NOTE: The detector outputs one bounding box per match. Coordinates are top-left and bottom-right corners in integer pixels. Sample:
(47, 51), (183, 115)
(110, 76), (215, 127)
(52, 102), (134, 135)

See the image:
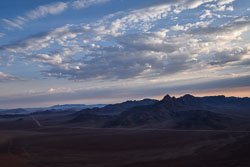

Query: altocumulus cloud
(1, 0), (249, 81)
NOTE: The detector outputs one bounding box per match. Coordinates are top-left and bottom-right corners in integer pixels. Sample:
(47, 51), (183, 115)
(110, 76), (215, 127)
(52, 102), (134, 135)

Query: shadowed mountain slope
(74, 98), (158, 116)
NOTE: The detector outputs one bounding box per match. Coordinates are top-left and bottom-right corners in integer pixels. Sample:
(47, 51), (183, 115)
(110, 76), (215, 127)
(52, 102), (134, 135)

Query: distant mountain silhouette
(0, 108), (30, 115)
(74, 99), (158, 116)
(0, 104), (108, 115)
(48, 104), (106, 110)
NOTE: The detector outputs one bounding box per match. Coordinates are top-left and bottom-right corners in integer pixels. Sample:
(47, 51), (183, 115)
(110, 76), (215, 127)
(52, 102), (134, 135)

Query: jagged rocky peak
(162, 94), (174, 101)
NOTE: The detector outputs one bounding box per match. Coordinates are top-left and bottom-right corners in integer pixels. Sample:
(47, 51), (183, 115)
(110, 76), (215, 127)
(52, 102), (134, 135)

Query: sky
(0, 0), (250, 108)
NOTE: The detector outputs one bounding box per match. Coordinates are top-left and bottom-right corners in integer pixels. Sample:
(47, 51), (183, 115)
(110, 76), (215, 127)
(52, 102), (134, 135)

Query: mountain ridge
(71, 94), (250, 130)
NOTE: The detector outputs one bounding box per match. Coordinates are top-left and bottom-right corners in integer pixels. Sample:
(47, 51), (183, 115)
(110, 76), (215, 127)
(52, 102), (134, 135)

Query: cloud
(217, 0), (235, 6)
(30, 53), (63, 65)
(27, 2), (68, 20)
(1, 74), (250, 108)
(43, 31), (199, 80)
(199, 10), (222, 20)
(226, 6), (234, 11)
(101, 0), (216, 35)
(2, 0), (214, 32)
(2, 18), (23, 29)
(190, 17), (250, 40)
(1, 16), (27, 30)
(47, 87), (73, 94)
(0, 0), (248, 82)
(209, 47), (247, 65)
(171, 24), (186, 31)
(0, 24), (86, 52)
(205, 0), (235, 12)
(72, 0), (111, 9)
(0, 31), (53, 52)
(2, 0), (111, 30)
(0, 72), (21, 82)
(1, 15), (249, 81)
(172, 21), (213, 31)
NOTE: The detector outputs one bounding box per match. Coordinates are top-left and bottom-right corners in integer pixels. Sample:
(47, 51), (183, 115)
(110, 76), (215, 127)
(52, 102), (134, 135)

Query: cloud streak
(1, 18), (24, 30)
(27, 2), (68, 20)
(0, 72), (21, 82)
(1, 74), (250, 108)
(1, 0), (111, 30)
(72, 0), (110, 9)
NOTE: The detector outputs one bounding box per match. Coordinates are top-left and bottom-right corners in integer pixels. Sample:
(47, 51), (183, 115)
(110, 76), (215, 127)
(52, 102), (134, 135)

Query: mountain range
(0, 104), (107, 115)
(70, 94), (250, 130)
(1, 94), (250, 130)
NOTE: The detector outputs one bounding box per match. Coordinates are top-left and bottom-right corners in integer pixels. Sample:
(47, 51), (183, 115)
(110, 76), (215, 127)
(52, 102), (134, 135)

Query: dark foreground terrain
(1, 127), (250, 167)
(1, 94), (250, 166)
